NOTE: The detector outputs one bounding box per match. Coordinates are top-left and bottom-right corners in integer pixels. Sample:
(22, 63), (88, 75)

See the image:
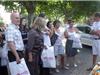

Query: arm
(27, 30), (35, 62)
(90, 30), (100, 37)
(90, 25), (100, 37)
(64, 30), (69, 38)
(28, 52), (33, 62)
(7, 41), (20, 63)
(74, 27), (79, 33)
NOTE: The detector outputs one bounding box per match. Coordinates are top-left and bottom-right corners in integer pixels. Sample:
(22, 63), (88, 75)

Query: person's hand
(44, 45), (48, 49)
(16, 57), (21, 64)
(28, 57), (33, 62)
(95, 30), (100, 37)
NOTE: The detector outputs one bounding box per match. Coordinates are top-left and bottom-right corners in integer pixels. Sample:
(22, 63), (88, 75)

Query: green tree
(0, 1), (37, 27)
(0, 1), (100, 25)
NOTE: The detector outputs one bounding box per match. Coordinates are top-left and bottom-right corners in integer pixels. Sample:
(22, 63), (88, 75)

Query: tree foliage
(0, 1), (100, 25)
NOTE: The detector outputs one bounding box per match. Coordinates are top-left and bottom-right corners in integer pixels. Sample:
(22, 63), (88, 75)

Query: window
(77, 26), (91, 34)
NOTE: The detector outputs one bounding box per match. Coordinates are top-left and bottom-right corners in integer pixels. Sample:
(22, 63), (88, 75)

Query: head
(87, 17), (94, 25)
(68, 20), (74, 28)
(53, 20), (61, 29)
(47, 21), (53, 29)
(20, 17), (27, 26)
(32, 17), (46, 31)
(67, 18), (73, 24)
(10, 11), (20, 25)
(94, 12), (100, 22)
(38, 12), (46, 19)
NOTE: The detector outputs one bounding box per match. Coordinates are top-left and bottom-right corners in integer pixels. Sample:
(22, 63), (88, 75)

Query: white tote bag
(41, 46), (56, 68)
(72, 39), (82, 48)
(9, 58), (30, 75)
(1, 43), (9, 66)
(72, 33), (82, 48)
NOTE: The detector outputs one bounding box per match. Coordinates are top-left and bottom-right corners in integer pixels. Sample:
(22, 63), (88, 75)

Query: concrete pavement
(53, 46), (100, 75)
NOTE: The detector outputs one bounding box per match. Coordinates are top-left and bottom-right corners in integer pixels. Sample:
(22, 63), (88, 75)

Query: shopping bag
(41, 46), (56, 68)
(43, 34), (51, 47)
(72, 34), (82, 48)
(72, 40), (82, 48)
(9, 58), (30, 75)
(1, 43), (9, 66)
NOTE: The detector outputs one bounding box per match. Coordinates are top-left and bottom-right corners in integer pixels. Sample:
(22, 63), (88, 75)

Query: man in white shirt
(87, 12), (100, 71)
(6, 11), (24, 64)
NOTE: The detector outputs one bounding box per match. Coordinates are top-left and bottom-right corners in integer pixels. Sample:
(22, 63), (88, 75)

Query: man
(6, 11), (24, 64)
(87, 12), (100, 71)
(38, 12), (46, 19)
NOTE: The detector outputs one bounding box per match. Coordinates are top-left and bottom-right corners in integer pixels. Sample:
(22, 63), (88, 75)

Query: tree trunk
(28, 13), (34, 28)
(19, 1), (36, 28)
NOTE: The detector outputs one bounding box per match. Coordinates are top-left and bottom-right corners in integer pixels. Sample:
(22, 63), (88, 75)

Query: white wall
(0, 5), (11, 24)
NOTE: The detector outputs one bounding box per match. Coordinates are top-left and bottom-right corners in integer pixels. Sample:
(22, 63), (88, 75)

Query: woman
(52, 20), (65, 72)
(19, 17), (29, 46)
(26, 17), (47, 75)
(64, 20), (80, 68)
(42, 21), (54, 75)
(19, 17), (28, 32)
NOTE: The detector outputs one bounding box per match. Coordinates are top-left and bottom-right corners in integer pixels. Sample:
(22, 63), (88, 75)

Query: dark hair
(19, 17), (28, 32)
(94, 12), (100, 18)
(38, 12), (46, 18)
(47, 21), (52, 29)
(53, 20), (61, 27)
(20, 17), (26, 25)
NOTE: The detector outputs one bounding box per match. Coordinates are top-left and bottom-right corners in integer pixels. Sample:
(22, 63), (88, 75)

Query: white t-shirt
(91, 21), (100, 38)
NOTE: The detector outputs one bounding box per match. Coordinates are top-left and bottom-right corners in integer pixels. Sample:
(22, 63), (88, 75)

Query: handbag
(9, 58), (30, 75)
(41, 46), (56, 68)
(72, 33), (82, 48)
(72, 39), (82, 48)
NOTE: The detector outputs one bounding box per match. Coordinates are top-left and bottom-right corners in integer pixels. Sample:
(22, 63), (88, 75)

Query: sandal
(86, 67), (93, 71)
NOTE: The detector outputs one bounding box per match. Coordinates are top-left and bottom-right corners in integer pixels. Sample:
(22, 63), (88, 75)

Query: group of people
(0, 11), (100, 75)
(0, 11), (81, 75)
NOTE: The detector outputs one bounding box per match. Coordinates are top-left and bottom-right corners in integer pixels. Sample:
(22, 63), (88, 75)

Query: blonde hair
(32, 17), (46, 31)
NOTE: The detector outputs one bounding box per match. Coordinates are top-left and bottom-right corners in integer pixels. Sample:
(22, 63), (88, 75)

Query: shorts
(54, 45), (65, 56)
(92, 40), (100, 56)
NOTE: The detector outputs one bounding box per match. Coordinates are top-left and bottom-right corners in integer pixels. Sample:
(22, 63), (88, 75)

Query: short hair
(10, 11), (20, 20)
(38, 12), (46, 18)
(32, 17), (46, 31)
(47, 21), (52, 29)
(20, 17), (26, 25)
(94, 12), (100, 18)
(53, 20), (61, 27)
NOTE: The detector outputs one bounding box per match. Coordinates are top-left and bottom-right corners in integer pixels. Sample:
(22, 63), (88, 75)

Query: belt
(94, 38), (100, 40)
(8, 50), (24, 53)
(17, 50), (24, 51)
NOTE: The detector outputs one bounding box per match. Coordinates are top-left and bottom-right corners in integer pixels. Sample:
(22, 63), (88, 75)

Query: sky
(0, 5), (11, 24)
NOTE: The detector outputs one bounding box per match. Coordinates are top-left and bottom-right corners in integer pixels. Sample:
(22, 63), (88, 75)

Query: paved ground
(53, 46), (100, 75)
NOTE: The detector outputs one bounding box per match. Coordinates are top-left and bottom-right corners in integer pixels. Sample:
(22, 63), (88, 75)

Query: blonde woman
(26, 17), (46, 75)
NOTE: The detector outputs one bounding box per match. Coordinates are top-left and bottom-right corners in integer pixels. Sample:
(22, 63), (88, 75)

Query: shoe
(64, 66), (69, 70)
(66, 64), (70, 67)
(55, 69), (60, 73)
(86, 67), (93, 71)
(50, 71), (53, 75)
(74, 64), (78, 67)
